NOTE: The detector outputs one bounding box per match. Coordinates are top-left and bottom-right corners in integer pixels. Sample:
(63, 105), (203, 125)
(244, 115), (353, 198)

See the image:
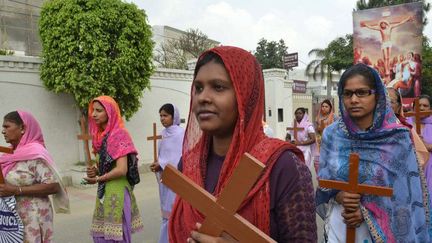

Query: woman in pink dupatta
(288, 107), (316, 169)
(84, 96), (143, 243)
(0, 110), (69, 242)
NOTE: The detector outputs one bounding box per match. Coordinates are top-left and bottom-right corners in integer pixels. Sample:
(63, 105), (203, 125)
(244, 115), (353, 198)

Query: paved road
(54, 169), (324, 243)
(54, 171), (161, 243)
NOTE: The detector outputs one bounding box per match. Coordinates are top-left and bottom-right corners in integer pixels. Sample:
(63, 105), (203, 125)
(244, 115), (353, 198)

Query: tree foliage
(422, 37), (432, 97)
(305, 34), (353, 80)
(39, 0), (154, 119)
(154, 28), (216, 69)
(356, 0), (430, 24)
(154, 39), (188, 69)
(254, 39), (288, 69)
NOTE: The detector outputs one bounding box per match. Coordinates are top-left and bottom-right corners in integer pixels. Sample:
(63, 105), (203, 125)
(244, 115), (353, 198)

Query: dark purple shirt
(178, 150), (317, 242)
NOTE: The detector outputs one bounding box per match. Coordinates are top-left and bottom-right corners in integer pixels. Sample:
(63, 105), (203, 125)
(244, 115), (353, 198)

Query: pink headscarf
(294, 112), (314, 142)
(0, 111), (55, 176)
(88, 96), (137, 159)
(0, 111), (70, 213)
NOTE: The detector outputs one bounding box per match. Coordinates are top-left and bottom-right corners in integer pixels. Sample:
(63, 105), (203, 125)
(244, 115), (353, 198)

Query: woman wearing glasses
(316, 64), (431, 242)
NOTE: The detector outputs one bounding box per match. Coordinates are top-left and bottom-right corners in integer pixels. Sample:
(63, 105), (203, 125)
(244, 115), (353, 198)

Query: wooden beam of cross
(0, 146), (12, 184)
(286, 121), (304, 143)
(161, 153), (276, 243)
(0, 146), (13, 154)
(318, 153), (393, 243)
(77, 115), (92, 166)
(147, 122), (162, 163)
(360, 15), (412, 27)
(404, 97), (432, 135)
(317, 120), (325, 135)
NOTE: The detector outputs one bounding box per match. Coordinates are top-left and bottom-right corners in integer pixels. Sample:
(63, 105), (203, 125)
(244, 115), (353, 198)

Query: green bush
(39, 0), (154, 119)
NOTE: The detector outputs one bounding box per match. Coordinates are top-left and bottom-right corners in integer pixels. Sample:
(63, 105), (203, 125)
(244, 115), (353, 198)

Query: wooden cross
(318, 153), (393, 243)
(161, 153), (276, 243)
(0, 146), (13, 154)
(76, 115), (92, 166)
(317, 119), (325, 135)
(404, 97), (432, 135)
(147, 122), (162, 163)
(286, 121), (304, 142)
(360, 15), (412, 28)
(0, 146), (13, 184)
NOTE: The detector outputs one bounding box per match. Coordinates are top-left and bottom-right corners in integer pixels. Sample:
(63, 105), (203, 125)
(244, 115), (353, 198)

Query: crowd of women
(1, 45), (432, 242)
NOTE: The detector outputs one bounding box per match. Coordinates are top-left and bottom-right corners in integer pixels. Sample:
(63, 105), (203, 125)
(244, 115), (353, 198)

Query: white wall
(1, 56), (325, 177)
(263, 69), (294, 140)
(0, 56), (80, 173)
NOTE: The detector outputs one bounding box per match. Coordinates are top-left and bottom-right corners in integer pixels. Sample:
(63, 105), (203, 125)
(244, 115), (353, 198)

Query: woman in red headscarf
(84, 96), (143, 243)
(170, 46), (317, 242)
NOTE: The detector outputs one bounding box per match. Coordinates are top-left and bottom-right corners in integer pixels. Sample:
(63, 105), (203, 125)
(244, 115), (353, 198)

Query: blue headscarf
(316, 64), (431, 242)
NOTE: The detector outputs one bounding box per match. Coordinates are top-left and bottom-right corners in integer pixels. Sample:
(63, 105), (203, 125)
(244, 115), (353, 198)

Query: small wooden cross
(161, 153), (276, 243)
(286, 121), (304, 142)
(0, 146), (13, 154)
(0, 146), (13, 184)
(76, 115), (92, 166)
(317, 119), (325, 135)
(404, 97), (432, 135)
(147, 122), (162, 162)
(319, 153), (393, 243)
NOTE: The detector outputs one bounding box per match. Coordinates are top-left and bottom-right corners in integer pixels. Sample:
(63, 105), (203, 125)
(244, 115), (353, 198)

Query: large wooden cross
(147, 122), (162, 163)
(286, 121), (304, 143)
(404, 97), (432, 135)
(318, 153), (393, 243)
(76, 115), (92, 166)
(0, 146), (13, 154)
(161, 153), (276, 243)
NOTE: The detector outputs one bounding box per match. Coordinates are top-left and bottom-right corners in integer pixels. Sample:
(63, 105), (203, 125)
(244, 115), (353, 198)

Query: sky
(131, 0), (432, 68)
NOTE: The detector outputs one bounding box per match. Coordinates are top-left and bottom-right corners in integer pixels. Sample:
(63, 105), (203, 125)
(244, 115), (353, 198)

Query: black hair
(387, 88), (402, 106)
(418, 94), (431, 107)
(295, 107), (306, 114)
(194, 51), (225, 78)
(338, 64), (376, 95)
(321, 99), (333, 111)
(3, 111), (23, 126)
(159, 103), (174, 117)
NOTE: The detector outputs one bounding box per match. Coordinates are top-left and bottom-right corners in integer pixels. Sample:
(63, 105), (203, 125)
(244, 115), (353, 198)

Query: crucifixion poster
(353, 2), (423, 99)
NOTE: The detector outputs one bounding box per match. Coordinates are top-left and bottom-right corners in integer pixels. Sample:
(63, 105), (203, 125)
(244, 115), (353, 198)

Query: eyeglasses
(342, 89), (376, 98)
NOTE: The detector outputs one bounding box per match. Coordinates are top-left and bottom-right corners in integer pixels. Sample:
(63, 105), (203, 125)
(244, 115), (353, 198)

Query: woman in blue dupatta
(316, 63), (431, 242)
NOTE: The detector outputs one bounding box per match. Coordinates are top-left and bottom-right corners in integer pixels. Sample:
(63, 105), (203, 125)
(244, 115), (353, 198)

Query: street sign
(283, 52), (298, 69)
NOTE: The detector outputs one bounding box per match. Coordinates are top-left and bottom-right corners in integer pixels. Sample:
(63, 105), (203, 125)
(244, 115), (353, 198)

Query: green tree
(356, 0), (430, 24)
(39, 0), (154, 119)
(305, 34), (353, 97)
(422, 37), (432, 96)
(254, 38), (288, 69)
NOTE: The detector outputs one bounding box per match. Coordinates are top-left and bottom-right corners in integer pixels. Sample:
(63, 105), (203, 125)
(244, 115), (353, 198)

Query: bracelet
(16, 186), (22, 195)
(95, 176), (99, 183)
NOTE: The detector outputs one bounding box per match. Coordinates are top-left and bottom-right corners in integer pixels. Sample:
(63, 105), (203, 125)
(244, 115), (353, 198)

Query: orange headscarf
(315, 99), (335, 134)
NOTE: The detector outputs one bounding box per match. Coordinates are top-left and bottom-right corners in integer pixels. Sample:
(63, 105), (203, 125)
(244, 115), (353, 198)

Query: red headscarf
(88, 96), (137, 159)
(169, 46), (304, 241)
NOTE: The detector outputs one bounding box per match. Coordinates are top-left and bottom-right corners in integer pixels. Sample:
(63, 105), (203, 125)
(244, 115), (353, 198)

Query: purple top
(179, 150), (317, 242)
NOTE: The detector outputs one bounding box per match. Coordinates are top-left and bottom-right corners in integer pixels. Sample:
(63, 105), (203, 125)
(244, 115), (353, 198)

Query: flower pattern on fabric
(5, 159), (57, 243)
(90, 177), (143, 241)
